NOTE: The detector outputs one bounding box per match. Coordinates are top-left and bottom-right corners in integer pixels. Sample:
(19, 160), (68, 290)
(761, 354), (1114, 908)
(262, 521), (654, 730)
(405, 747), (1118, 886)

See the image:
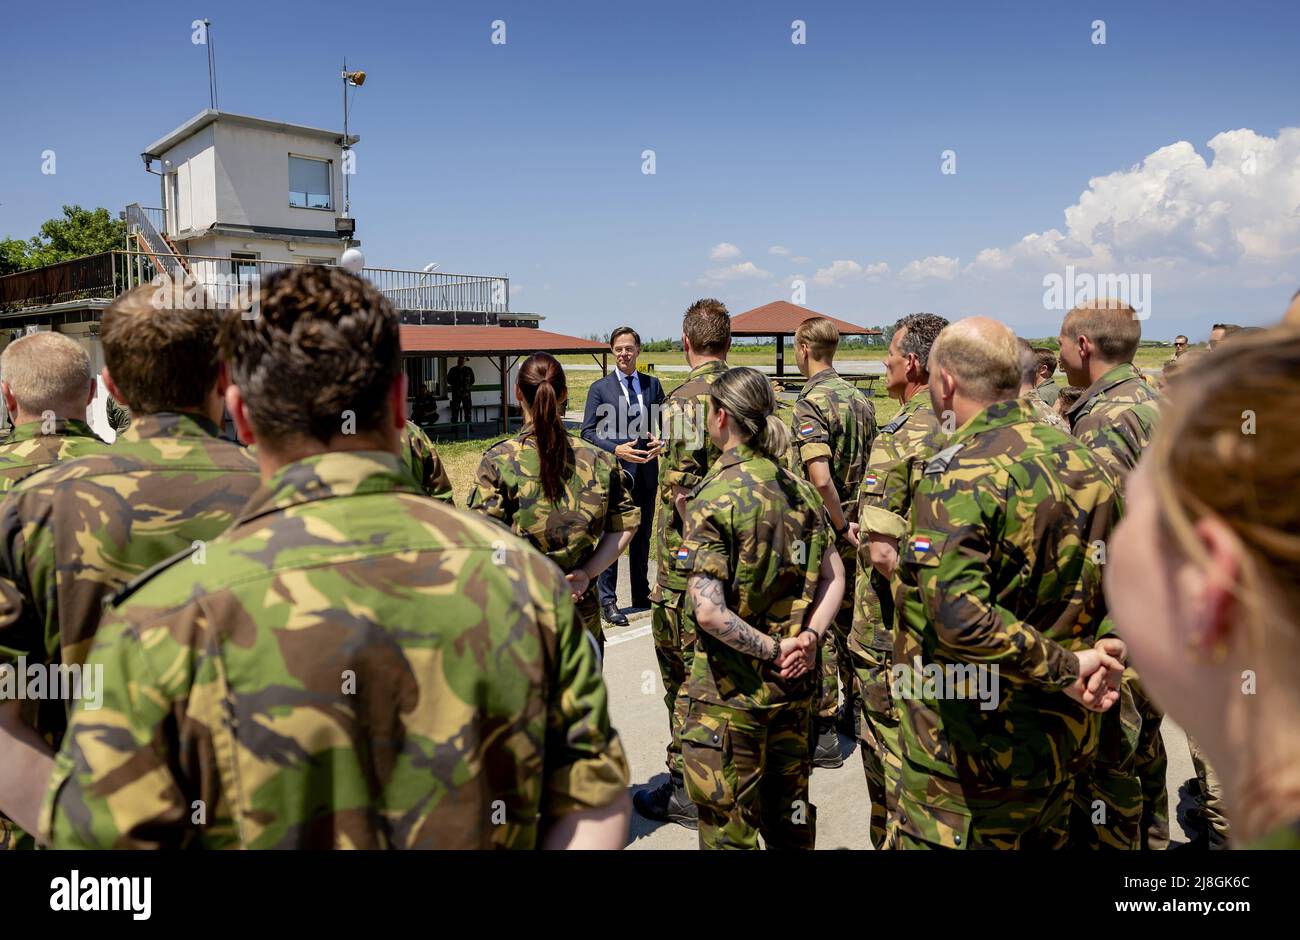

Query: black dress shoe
(602, 603), (629, 627)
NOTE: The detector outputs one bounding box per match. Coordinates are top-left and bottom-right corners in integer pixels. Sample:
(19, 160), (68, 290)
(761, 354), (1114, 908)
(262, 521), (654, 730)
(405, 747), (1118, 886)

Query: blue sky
(2, 0), (1298, 340)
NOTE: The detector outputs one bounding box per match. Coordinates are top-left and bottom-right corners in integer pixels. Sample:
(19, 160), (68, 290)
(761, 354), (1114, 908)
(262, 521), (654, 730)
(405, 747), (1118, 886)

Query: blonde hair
(0, 332), (92, 415)
(709, 367), (791, 459)
(795, 316), (840, 362)
(1148, 325), (1300, 653)
(929, 318), (1020, 402)
(1062, 299), (1141, 362)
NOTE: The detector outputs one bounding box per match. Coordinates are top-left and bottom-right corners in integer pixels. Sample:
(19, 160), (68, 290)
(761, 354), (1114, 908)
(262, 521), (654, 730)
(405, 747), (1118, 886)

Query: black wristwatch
(833, 519), (848, 539)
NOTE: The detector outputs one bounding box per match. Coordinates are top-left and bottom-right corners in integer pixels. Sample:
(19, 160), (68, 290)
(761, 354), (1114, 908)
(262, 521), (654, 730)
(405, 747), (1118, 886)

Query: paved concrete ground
(602, 561), (1195, 850)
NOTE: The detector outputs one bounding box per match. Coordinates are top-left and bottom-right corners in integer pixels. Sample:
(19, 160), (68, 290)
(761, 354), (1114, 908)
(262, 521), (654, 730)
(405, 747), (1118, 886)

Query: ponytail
(517, 352), (573, 502)
(755, 412), (792, 461)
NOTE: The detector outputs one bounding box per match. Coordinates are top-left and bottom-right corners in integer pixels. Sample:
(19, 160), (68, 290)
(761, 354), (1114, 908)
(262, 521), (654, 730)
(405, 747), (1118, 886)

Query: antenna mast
(205, 19), (218, 109)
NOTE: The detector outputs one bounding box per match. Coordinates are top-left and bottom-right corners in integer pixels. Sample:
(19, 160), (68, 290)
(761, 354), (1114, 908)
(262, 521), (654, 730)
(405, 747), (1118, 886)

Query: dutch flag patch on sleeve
(799, 422), (817, 437)
(913, 536), (932, 554)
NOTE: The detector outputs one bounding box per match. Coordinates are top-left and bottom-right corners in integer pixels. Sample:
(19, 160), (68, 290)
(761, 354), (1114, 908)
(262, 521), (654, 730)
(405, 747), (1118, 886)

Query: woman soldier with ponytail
(676, 366), (846, 849)
(468, 352), (640, 654)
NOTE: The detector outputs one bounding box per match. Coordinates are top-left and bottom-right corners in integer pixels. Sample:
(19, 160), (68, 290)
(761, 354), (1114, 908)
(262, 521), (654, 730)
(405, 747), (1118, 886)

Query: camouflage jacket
(468, 425), (639, 628)
(1035, 378), (1059, 406)
(1024, 387), (1068, 431)
(851, 392), (942, 655)
(0, 412), (261, 744)
(895, 398), (1120, 791)
(400, 420), (454, 503)
(1067, 362), (1161, 489)
(675, 443), (829, 709)
(653, 359), (727, 598)
(42, 451), (629, 849)
(0, 419), (108, 492)
(790, 367), (876, 533)
(447, 365), (475, 397)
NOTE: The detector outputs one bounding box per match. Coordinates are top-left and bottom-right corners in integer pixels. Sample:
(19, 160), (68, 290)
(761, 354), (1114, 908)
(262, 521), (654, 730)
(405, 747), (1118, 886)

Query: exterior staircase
(124, 204), (191, 281)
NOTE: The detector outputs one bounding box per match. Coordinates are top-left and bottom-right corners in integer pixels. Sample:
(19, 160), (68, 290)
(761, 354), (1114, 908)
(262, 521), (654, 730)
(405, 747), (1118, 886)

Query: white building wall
(212, 122), (345, 232)
(160, 125), (217, 235)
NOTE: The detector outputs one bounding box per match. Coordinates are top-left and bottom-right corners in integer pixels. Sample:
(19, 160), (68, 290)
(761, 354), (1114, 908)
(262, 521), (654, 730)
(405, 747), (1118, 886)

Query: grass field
(437, 343), (1183, 505)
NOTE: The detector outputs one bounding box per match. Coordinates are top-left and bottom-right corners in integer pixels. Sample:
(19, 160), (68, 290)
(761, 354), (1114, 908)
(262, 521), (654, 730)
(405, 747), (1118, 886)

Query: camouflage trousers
(651, 587), (696, 777)
(849, 642), (901, 850)
(682, 698), (816, 850)
(896, 759), (1074, 850)
(1071, 675), (1143, 849)
(1132, 679), (1169, 850)
(1188, 735), (1229, 848)
(576, 589), (604, 657)
(817, 553), (857, 721)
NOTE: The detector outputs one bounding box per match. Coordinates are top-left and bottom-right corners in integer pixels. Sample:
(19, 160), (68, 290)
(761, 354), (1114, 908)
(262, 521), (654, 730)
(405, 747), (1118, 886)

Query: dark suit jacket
(581, 368), (666, 494)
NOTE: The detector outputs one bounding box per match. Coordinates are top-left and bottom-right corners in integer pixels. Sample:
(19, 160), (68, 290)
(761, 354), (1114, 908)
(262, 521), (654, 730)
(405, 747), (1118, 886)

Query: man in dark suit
(581, 326), (665, 627)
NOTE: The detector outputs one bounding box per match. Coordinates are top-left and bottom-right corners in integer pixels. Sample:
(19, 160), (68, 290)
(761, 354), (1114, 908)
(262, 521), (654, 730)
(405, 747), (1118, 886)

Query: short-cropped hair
(101, 283), (222, 414)
(0, 332), (92, 414)
(1063, 299), (1141, 363)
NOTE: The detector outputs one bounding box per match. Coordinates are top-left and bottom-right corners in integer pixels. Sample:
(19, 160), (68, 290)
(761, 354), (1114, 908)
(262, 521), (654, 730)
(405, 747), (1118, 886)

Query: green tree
(0, 205), (126, 273)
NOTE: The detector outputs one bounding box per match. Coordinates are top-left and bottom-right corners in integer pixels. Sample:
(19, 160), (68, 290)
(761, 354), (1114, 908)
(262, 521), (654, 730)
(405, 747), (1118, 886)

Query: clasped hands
(774, 631), (819, 680)
(1065, 637), (1128, 712)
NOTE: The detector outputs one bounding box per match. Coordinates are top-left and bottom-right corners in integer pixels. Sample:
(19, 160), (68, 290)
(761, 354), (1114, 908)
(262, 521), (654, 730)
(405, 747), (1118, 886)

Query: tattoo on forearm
(690, 575), (775, 660)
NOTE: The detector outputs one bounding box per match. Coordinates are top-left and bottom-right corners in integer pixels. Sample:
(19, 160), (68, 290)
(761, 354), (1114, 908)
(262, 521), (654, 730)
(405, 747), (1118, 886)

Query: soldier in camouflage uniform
(634, 299), (731, 829)
(1033, 346), (1060, 406)
(0, 285), (261, 848)
(1059, 300), (1167, 850)
(893, 318), (1125, 849)
(39, 265), (630, 849)
(849, 313), (946, 849)
(1017, 337), (1069, 431)
(0, 332), (108, 492)
(678, 367), (844, 849)
(469, 352), (640, 652)
(788, 316), (876, 767)
(400, 419), (454, 502)
(447, 355), (475, 424)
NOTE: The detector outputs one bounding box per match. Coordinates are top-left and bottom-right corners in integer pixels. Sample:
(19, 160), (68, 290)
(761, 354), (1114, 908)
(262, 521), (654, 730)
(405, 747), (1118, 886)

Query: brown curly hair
(220, 265), (400, 446)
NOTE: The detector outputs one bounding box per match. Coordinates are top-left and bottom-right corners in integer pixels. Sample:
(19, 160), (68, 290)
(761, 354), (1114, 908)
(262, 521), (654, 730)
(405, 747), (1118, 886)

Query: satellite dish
(340, 248), (365, 273)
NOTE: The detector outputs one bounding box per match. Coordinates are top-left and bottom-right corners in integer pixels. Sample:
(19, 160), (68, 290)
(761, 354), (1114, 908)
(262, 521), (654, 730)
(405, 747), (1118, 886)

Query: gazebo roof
(730, 301), (879, 336)
(400, 325), (608, 357)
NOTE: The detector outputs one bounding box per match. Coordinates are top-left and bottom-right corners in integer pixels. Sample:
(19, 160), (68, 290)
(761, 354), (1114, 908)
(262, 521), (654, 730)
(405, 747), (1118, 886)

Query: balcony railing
(0, 251), (510, 315)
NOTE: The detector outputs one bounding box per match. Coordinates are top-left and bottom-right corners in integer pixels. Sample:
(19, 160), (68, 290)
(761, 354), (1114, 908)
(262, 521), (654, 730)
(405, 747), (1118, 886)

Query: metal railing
(0, 250), (510, 315)
(135, 205), (168, 235)
(125, 204), (186, 281)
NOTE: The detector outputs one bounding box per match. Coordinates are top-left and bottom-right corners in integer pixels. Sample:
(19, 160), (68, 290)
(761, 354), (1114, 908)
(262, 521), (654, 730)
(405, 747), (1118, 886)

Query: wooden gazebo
(400, 325), (610, 433)
(730, 301), (881, 376)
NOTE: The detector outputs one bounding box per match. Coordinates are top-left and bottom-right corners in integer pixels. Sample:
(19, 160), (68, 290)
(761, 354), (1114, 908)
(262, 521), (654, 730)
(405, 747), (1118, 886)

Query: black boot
(813, 721), (844, 768)
(633, 775), (699, 830)
(602, 602), (629, 627)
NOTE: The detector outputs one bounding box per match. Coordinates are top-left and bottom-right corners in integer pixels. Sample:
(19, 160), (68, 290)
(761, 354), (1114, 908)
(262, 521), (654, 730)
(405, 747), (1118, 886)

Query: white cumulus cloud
(812, 259), (889, 287)
(960, 127), (1300, 281)
(899, 256), (960, 282)
(701, 261), (772, 282)
(710, 242), (741, 260)
(768, 245), (790, 256)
